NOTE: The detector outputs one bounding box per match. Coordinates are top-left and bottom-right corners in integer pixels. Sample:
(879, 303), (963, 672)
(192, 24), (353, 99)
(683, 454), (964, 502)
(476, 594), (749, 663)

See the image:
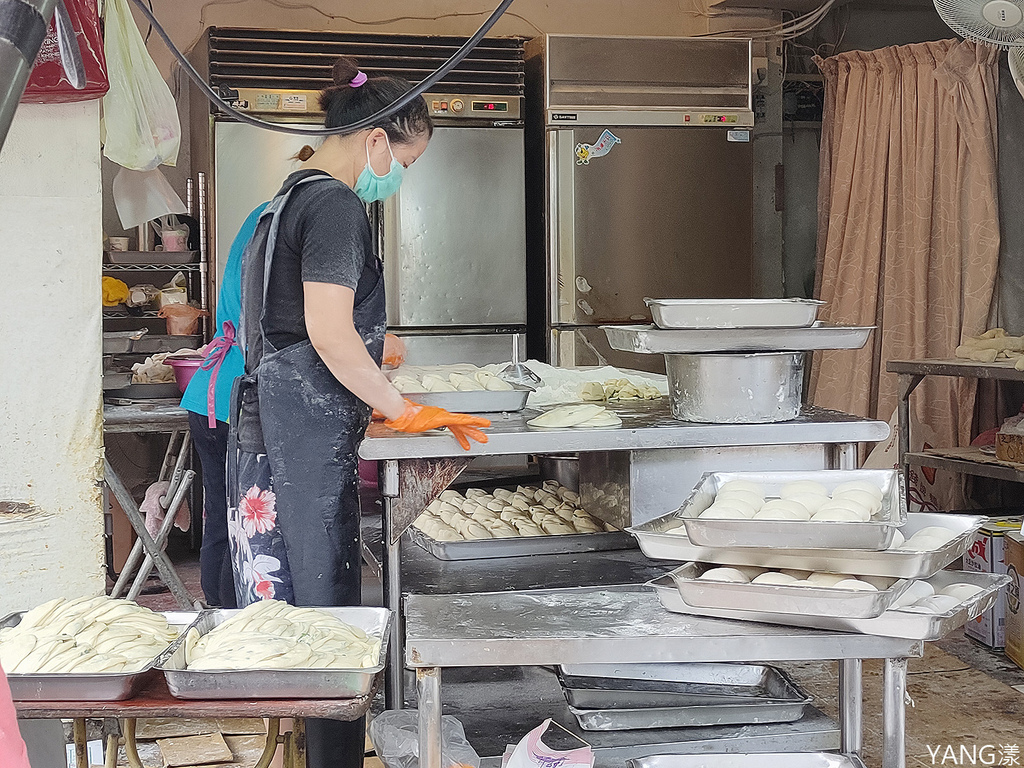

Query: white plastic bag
(101, 0), (180, 171)
(502, 720), (593, 768)
(370, 710), (480, 768)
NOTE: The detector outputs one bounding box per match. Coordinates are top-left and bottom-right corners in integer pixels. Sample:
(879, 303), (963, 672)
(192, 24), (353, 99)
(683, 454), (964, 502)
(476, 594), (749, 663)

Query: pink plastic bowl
(166, 357), (204, 393)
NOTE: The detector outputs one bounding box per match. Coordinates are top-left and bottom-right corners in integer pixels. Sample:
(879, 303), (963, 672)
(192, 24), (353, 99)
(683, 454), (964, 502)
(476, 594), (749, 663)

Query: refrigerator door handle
(550, 129), (578, 327)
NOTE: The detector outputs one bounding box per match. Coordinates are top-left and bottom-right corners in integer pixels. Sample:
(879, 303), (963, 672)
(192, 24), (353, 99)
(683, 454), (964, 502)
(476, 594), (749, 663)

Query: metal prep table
(14, 672), (379, 768)
(406, 586), (920, 768)
(103, 402), (201, 609)
(358, 399), (896, 761)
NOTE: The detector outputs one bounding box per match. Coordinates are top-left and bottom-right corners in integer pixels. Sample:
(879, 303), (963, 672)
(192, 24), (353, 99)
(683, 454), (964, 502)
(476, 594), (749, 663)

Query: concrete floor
(128, 552), (1024, 767)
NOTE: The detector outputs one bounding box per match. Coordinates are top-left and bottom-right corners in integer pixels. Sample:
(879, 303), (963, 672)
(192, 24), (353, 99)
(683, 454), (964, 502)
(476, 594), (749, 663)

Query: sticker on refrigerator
(727, 130), (751, 143)
(575, 130), (621, 165)
(281, 94), (308, 111)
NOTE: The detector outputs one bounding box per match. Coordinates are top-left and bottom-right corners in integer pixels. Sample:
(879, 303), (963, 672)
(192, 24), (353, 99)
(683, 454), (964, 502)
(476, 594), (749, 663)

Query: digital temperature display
(472, 101), (508, 112)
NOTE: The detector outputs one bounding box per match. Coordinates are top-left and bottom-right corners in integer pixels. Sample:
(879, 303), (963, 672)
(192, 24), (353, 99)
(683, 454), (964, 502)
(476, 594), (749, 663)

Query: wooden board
(157, 732), (233, 767)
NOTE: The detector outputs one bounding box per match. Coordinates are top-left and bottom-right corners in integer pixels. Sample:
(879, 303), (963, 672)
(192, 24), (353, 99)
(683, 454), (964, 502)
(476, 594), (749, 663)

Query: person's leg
(188, 412), (233, 607)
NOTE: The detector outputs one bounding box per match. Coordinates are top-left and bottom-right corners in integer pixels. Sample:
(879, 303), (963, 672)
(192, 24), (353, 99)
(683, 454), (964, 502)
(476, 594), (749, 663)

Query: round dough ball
(754, 499), (811, 521)
(915, 595), (962, 614)
(805, 572), (852, 587)
(787, 493), (829, 514)
(781, 569), (813, 580)
(899, 605), (933, 614)
(716, 489), (765, 512)
(898, 536), (946, 552)
(752, 572), (799, 585)
(831, 481), (883, 501)
(734, 566), (767, 581)
(811, 509), (864, 522)
(907, 527), (957, 546)
(700, 504), (752, 520)
(835, 489), (882, 515)
(893, 580), (935, 608)
(718, 480), (765, 497)
(780, 480), (828, 499)
(938, 583), (985, 601)
(698, 567), (750, 583)
(859, 575), (894, 591)
(831, 579), (877, 592)
(887, 530), (906, 550)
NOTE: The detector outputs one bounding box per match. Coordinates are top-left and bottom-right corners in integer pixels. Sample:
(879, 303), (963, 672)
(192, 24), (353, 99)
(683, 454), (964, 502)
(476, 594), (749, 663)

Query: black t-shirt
(262, 170), (375, 350)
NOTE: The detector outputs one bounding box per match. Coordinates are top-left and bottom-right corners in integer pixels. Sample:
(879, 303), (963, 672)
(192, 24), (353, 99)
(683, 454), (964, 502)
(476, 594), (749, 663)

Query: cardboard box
(1004, 532), (1024, 671)
(964, 517), (1023, 647)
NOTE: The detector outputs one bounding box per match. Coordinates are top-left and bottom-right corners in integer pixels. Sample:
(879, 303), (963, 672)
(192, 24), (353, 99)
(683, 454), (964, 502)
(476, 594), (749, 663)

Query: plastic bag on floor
(501, 720), (593, 768)
(369, 710), (480, 768)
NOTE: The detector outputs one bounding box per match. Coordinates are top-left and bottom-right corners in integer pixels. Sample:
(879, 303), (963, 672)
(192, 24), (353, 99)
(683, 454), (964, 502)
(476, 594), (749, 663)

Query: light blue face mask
(353, 133), (404, 203)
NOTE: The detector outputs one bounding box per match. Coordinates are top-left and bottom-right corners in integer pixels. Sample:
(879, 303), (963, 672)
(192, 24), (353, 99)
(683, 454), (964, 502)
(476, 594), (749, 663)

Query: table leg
(897, 374), (924, 510)
(122, 718), (144, 768)
(835, 442), (859, 470)
(381, 459), (405, 709)
(839, 658), (863, 754)
(73, 718), (88, 768)
(104, 733), (118, 768)
(127, 469), (197, 600)
(882, 657), (908, 768)
(418, 667), (442, 768)
(284, 718), (306, 768)
(254, 717), (281, 768)
(104, 458), (196, 609)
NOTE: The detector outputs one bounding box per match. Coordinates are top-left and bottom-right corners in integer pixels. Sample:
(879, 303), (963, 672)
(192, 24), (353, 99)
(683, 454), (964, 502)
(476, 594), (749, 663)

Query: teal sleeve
(180, 203), (270, 422)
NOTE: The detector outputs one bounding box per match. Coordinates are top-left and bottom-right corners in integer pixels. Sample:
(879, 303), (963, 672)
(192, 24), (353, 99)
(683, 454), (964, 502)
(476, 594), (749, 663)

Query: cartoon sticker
(575, 129), (621, 165)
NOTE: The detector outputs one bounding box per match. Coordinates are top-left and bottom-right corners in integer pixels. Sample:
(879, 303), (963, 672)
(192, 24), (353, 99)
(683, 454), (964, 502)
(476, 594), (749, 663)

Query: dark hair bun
(332, 57), (360, 88)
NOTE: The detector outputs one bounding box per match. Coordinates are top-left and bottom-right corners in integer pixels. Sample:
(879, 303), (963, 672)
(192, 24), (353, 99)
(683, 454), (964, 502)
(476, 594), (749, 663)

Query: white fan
(934, 0), (1024, 97)
(934, 0), (1024, 45)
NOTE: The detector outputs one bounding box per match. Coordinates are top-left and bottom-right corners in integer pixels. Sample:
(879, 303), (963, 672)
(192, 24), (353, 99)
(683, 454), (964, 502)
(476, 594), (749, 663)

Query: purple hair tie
(350, 71), (368, 88)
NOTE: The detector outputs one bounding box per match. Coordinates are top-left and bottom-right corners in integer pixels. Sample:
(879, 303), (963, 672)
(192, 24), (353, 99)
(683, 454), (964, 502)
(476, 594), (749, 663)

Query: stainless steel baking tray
(1, 611), (197, 702)
(676, 470), (906, 550)
(603, 323), (873, 355)
(105, 250), (198, 265)
(644, 298), (824, 330)
(403, 385), (531, 414)
(628, 752), (866, 768)
(408, 523), (635, 561)
(157, 607), (390, 699)
(668, 563), (909, 619)
(133, 334), (203, 354)
(102, 329), (148, 354)
(103, 382), (183, 400)
(649, 570), (1009, 641)
(568, 692), (809, 731)
(558, 663), (808, 709)
(629, 512), (985, 580)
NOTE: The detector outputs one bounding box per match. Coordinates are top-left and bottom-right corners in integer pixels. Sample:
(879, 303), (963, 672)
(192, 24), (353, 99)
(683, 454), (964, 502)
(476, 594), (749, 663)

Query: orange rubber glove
(382, 334), (406, 368)
(384, 400), (491, 450)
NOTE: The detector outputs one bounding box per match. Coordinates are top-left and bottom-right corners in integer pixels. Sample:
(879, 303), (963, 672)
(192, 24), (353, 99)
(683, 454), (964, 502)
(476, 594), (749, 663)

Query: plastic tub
(165, 357), (203, 393)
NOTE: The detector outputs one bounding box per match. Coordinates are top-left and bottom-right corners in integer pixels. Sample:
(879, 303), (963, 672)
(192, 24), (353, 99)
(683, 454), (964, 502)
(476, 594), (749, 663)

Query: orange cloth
(0, 665), (30, 768)
(384, 400), (490, 450)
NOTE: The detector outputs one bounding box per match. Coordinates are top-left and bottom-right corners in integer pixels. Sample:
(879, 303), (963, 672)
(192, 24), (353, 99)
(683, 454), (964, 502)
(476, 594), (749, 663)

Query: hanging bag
(101, 0), (180, 170)
(22, 0), (108, 103)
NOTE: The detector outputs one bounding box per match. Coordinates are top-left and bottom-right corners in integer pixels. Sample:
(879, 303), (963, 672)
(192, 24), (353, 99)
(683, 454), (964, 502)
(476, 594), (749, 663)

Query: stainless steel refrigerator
(189, 29), (527, 365)
(525, 35), (755, 371)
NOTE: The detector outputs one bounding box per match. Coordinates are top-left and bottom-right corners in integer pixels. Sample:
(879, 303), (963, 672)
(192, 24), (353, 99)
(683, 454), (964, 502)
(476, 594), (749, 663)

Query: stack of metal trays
(156, 607), (390, 700)
(649, 570), (1010, 642)
(604, 323), (874, 355)
(409, 524), (635, 560)
(558, 663), (811, 732)
(627, 752), (867, 768)
(1, 611), (198, 702)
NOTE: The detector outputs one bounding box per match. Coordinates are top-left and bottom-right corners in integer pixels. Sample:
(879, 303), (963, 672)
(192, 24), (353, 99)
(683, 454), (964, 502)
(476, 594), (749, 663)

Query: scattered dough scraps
(955, 329), (1024, 369)
(527, 404), (622, 429)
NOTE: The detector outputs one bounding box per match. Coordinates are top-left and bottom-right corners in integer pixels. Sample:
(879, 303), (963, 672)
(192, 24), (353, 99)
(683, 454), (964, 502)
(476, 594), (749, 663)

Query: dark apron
(228, 174), (384, 768)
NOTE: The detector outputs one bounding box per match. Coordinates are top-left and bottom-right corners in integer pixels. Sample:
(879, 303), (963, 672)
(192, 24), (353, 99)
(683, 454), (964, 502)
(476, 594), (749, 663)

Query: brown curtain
(810, 41), (1001, 466)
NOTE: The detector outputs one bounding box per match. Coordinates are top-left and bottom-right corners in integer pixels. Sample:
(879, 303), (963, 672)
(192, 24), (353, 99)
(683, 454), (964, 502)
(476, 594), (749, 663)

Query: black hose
(128, 0), (517, 137)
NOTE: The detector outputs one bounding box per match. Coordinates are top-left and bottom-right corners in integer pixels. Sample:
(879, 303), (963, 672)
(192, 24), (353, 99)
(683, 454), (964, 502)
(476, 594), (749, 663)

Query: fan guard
(934, 0), (1024, 46)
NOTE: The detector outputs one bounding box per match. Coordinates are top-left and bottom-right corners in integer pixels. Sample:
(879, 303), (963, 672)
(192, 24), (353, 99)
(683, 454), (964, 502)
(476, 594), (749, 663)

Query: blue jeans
(188, 411), (236, 608)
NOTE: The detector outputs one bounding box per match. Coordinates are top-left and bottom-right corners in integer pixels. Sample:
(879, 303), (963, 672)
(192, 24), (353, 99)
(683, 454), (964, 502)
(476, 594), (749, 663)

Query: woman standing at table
(230, 57), (489, 768)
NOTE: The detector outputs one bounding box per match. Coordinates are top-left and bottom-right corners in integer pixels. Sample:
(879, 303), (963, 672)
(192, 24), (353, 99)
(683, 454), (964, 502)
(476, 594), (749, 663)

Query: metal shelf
(103, 263), (203, 272)
(888, 358), (1024, 383)
(905, 448), (1024, 485)
(103, 310), (162, 318)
